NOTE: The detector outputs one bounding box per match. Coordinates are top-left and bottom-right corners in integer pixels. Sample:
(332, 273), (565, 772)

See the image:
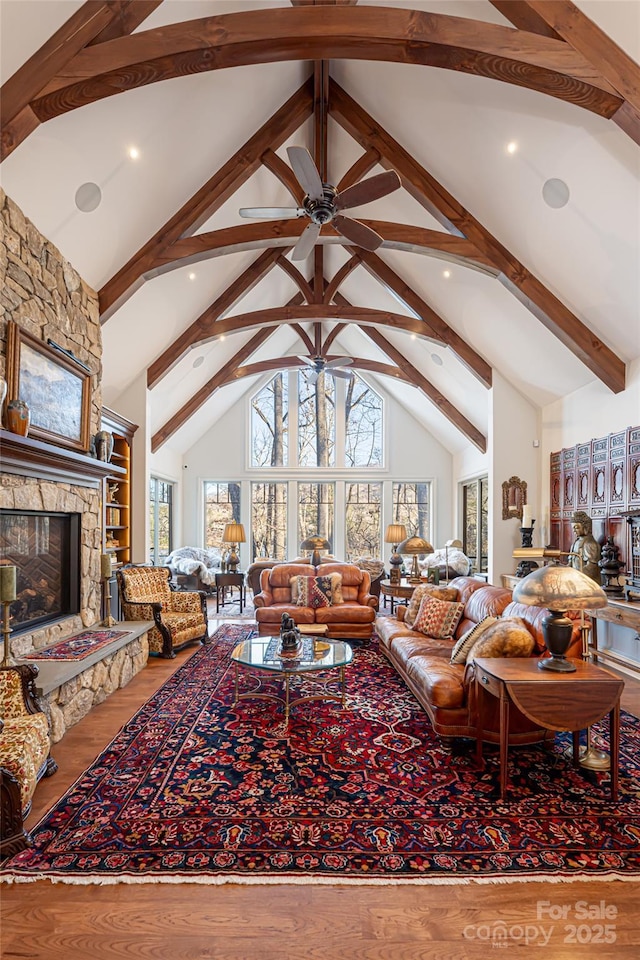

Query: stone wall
(1, 190), (104, 656)
(45, 634), (149, 743)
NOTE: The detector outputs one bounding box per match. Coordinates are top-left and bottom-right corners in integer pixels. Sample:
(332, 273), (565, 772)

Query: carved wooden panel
(551, 426), (639, 571)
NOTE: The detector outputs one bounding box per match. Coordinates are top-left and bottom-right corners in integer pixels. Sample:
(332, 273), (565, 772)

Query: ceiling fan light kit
(239, 146), (400, 260)
(298, 355), (354, 382)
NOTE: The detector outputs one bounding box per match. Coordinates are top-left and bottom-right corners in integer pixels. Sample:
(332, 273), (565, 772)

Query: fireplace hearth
(0, 509), (81, 635)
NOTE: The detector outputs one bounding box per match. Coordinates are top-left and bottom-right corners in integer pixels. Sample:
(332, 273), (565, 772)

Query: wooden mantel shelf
(0, 429), (126, 488)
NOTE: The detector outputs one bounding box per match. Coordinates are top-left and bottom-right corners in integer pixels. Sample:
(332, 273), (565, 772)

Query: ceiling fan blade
(333, 215), (384, 252)
(297, 356), (316, 367)
(291, 222), (321, 261)
(239, 207), (304, 219)
(335, 170), (401, 210)
(328, 368), (353, 380)
(324, 356), (353, 369)
(287, 146), (324, 201)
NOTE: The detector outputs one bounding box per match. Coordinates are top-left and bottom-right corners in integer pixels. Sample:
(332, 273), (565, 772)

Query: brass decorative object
(300, 535), (330, 567)
(502, 476), (527, 521)
(385, 523), (407, 583)
(223, 522), (246, 572)
(397, 536), (434, 583)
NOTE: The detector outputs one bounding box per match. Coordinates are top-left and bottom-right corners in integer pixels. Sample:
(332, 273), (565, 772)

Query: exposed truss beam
(322, 324), (346, 353)
(99, 79), (313, 320)
(492, 1), (640, 141)
(141, 221), (496, 278)
(323, 255), (361, 304)
(291, 324), (315, 354)
(0, 1), (162, 160)
(276, 256), (314, 303)
(14, 7), (626, 149)
(222, 357), (401, 387)
(337, 148), (381, 192)
(330, 80), (626, 394)
(260, 148), (305, 204)
(147, 248), (284, 388)
(357, 250), (492, 388)
(363, 327), (486, 452)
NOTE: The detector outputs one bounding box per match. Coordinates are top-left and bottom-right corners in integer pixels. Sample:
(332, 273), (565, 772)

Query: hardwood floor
(2, 617), (639, 960)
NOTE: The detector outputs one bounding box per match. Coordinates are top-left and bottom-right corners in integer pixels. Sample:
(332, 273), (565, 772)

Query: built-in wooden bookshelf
(101, 408), (138, 571)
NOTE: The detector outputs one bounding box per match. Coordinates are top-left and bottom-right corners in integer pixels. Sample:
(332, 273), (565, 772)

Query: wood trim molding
(0, 429), (126, 488)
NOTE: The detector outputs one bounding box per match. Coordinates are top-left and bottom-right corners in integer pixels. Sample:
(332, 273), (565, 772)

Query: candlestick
(1, 600), (15, 666)
(101, 553), (113, 581)
(0, 565), (17, 602)
(521, 505), (533, 529)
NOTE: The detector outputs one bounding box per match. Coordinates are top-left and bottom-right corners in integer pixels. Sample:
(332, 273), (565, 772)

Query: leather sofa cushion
(448, 576), (487, 605)
(315, 603), (376, 625)
(255, 604), (315, 625)
(390, 634), (456, 667)
(405, 656), (466, 709)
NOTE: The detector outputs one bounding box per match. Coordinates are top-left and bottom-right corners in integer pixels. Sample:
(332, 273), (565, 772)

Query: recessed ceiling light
(192, 356), (204, 369)
(443, 269), (451, 279)
(411, 334), (416, 341)
(128, 146), (140, 160)
(431, 353), (443, 366)
(506, 141), (518, 155)
(75, 182), (102, 213)
(188, 272), (196, 281)
(220, 335), (225, 342)
(542, 178), (570, 209)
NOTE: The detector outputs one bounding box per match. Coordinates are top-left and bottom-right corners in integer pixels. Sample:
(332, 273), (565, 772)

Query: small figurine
(279, 613), (301, 654)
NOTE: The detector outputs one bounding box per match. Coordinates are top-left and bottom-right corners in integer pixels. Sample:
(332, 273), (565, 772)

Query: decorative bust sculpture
(279, 613), (300, 653)
(569, 511), (602, 583)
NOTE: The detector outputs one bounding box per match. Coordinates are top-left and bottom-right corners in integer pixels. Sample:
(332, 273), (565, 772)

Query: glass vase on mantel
(6, 399), (30, 437)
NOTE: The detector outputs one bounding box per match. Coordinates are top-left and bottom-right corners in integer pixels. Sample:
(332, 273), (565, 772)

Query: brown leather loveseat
(376, 576), (583, 745)
(254, 562), (378, 639)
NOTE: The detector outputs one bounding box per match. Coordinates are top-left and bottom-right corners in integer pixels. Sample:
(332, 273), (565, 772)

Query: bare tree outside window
(298, 370), (335, 467)
(204, 482), (241, 548)
(392, 482), (431, 540)
(251, 373), (288, 467)
(252, 482), (287, 559)
(345, 375), (383, 467)
(298, 482), (334, 551)
(149, 477), (173, 564)
(462, 476), (488, 573)
(345, 482), (382, 558)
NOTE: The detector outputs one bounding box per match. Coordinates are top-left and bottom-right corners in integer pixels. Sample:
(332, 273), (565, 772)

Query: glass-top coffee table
(231, 635), (353, 723)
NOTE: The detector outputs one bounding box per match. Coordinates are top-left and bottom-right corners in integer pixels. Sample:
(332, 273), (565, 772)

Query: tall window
(345, 482), (381, 559)
(298, 370), (335, 467)
(298, 482), (334, 552)
(252, 482), (287, 560)
(204, 482), (241, 548)
(392, 482), (431, 540)
(345, 375), (383, 467)
(462, 476), (488, 574)
(251, 373), (288, 467)
(149, 477), (173, 564)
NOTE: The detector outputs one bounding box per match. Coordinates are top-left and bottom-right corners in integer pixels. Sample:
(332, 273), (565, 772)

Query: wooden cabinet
(101, 408), (138, 570)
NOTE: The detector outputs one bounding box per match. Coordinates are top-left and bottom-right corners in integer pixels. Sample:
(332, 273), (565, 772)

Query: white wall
(179, 378), (454, 568)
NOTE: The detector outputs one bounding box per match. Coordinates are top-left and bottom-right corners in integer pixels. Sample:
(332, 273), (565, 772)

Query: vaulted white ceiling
(1, 0), (638, 457)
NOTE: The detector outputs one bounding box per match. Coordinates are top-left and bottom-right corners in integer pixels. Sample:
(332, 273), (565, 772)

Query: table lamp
(300, 536), (330, 567)
(397, 536), (434, 584)
(513, 563), (606, 672)
(385, 524), (407, 583)
(444, 538), (462, 580)
(223, 522), (246, 572)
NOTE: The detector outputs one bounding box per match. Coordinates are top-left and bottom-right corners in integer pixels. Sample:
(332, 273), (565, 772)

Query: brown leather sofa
(376, 576), (583, 745)
(254, 562), (378, 639)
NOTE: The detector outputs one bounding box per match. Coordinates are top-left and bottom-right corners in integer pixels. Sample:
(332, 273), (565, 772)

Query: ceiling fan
(298, 356), (354, 382)
(239, 146), (401, 260)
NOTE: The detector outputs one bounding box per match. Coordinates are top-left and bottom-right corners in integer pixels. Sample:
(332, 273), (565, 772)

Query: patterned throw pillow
(329, 573), (343, 605)
(294, 575), (334, 609)
(404, 584), (459, 628)
(466, 617), (535, 663)
(450, 616), (498, 664)
(412, 596), (465, 639)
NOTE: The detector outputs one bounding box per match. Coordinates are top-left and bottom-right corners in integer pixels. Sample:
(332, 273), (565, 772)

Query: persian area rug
(22, 629), (131, 661)
(2, 624), (639, 885)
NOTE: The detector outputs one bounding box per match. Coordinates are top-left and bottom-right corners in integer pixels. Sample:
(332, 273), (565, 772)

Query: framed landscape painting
(6, 321), (91, 452)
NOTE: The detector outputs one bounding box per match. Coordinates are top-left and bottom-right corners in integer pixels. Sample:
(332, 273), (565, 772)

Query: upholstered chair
(0, 663), (57, 858)
(117, 565), (208, 659)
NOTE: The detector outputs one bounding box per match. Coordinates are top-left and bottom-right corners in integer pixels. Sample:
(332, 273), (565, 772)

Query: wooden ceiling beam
(151, 326), (276, 452)
(323, 255), (362, 304)
(223, 358), (402, 388)
(357, 249), (492, 388)
(149, 221), (495, 276)
(492, 1), (640, 140)
(322, 324), (347, 353)
(363, 327), (487, 453)
(99, 79), (313, 320)
(330, 80), (626, 394)
(290, 324), (315, 354)
(0, 1), (161, 161)
(147, 247), (284, 389)
(276, 256), (314, 303)
(199, 304), (441, 341)
(261, 148), (305, 204)
(27, 8), (622, 127)
(337, 148), (381, 192)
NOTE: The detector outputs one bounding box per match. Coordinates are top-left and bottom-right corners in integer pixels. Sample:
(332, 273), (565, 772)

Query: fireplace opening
(0, 509), (81, 635)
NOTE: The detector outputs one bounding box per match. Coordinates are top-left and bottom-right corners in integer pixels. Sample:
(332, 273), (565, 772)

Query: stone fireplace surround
(0, 191), (149, 741)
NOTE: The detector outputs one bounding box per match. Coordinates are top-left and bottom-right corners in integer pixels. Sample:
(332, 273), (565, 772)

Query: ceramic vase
(6, 399), (30, 437)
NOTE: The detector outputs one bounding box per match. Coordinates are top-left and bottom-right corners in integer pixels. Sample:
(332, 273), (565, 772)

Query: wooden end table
(215, 571), (245, 613)
(474, 657), (624, 800)
(379, 578), (416, 614)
